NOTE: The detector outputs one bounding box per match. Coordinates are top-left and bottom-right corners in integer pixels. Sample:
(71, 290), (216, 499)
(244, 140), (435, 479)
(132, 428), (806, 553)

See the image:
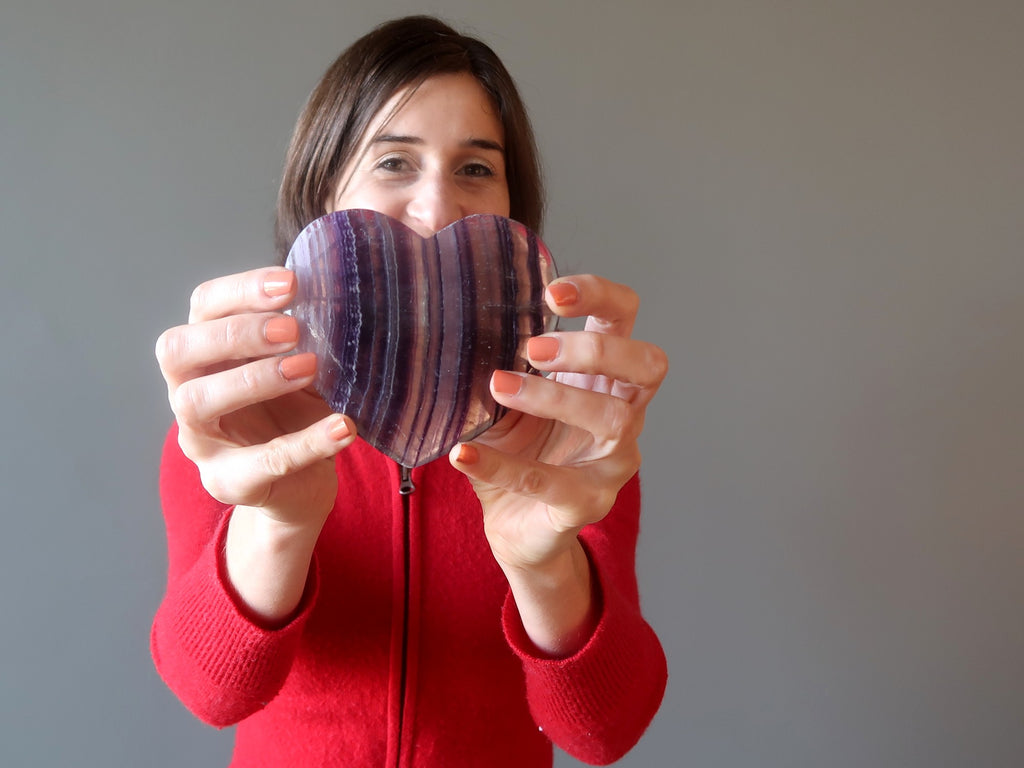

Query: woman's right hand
(155, 266), (355, 531)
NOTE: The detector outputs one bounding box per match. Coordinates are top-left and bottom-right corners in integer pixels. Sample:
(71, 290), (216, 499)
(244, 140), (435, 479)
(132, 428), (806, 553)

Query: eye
(375, 156), (410, 173)
(459, 162), (495, 178)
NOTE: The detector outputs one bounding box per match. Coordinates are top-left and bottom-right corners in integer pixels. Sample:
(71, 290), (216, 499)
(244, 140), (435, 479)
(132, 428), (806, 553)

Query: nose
(405, 174), (463, 236)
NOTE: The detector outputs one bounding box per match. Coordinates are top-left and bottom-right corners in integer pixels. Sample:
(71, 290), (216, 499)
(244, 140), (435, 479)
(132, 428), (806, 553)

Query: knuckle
(594, 482), (636, 520)
(257, 440), (295, 479)
(198, 469), (229, 502)
(517, 466), (548, 497)
(171, 380), (204, 423)
(257, 430), (322, 480)
(546, 507), (581, 533)
(546, 380), (571, 413)
(603, 396), (633, 439)
(582, 332), (608, 366)
(619, 283), (640, 318)
(188, 281), (210, 321)
(175, 426), (203, 462)
(154, 328), (174, 365)
(590, 488), (618, 518)
(222, 315), (247, 352)
(199, 467), (255, 506)
(646, 344), (670, 383)
(154, 326), (187, 371)
(236, 363), (262, 397)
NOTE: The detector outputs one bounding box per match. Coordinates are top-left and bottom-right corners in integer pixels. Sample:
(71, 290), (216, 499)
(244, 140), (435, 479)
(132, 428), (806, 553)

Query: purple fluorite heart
(285, 210), (558, 468)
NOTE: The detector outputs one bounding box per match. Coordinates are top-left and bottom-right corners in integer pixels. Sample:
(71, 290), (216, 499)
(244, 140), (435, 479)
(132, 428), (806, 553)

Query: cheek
(480, 184), (511, 218)
(331, 184), (407, 218)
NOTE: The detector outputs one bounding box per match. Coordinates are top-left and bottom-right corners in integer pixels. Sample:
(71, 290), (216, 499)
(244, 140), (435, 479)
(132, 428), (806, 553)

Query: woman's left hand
(450, 273), (668, 573)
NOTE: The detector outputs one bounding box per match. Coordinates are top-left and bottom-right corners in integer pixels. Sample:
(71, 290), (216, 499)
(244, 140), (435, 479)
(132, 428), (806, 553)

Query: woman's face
(330, 72), (511, 238)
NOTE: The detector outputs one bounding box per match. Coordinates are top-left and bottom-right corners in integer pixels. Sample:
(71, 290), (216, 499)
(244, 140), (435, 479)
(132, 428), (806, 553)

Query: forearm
(503, 566), (667, 766)
(499, 538), (598, 657)
(225, 505), (322, 626)
(152, 504), (316, 726)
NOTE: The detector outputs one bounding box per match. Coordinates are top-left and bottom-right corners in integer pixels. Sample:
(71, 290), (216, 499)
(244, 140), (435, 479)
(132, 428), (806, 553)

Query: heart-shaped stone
(285, 209), (558, 468)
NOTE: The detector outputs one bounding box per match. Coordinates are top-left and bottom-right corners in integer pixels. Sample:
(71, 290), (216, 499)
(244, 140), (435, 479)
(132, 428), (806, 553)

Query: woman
(153, 15), (668, 767)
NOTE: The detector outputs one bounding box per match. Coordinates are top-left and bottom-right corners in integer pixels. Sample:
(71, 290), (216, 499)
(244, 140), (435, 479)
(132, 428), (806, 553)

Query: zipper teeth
(395, 464), (414, 767)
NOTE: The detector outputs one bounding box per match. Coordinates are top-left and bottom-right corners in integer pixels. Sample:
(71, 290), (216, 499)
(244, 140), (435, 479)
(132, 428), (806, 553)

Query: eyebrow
(372, 134), (505, 153)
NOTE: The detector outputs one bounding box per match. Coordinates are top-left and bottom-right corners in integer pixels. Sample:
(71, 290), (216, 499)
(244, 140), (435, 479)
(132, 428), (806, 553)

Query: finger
(490, 370), (644, 443)
(449, 442), (626, 527)
(156, 312), (300, 386)
(202, 413), (355, 505)
(545, 275), (639, 338)
(172, 353), (318, 429)
(188, 267), (296, 324)
(526, 333), (668, 391)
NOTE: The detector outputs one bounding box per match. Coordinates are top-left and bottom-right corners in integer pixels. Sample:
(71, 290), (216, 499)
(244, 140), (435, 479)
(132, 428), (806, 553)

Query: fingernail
(327, 415), (350, 442)
(527, 336), (559, 362)
(492, 370), (524, 396)
(548, 281), (578, 307)
(455, 443), (479, 465)
(280, 353), (316, 380)
(265, 316), (298, 344)
(263, 270), (295, 297)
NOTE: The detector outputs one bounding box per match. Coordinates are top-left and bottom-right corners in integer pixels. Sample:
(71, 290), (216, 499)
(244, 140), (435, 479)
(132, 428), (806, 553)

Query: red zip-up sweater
(151, 424), (667, 766)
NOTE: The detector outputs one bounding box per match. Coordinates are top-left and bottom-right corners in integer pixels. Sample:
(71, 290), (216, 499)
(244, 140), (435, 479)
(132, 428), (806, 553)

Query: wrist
(231, 504), (325, 551)
(500, 540), (598, 657)
(496, 537), (582, 586)
(224, 506), (323, 626)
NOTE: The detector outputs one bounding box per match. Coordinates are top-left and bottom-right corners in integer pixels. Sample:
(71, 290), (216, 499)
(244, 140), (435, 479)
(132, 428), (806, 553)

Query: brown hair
(274, 15), (544, 261)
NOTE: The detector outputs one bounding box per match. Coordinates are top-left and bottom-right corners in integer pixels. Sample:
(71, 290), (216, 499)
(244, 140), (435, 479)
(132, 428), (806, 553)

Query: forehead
(367, 72), (504, 141)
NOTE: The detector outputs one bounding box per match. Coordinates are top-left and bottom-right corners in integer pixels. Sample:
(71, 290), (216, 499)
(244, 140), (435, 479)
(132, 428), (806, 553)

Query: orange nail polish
(527, 336), (559, 362)
(265, 316), (298, 344)
(456, 443), (479, 465)
(328, 415), (350, 442)
(280, 353), (316, 380)
(548, 281), (578, 307)
(263, 270), (295, 297)
(492, 370), (523, 396)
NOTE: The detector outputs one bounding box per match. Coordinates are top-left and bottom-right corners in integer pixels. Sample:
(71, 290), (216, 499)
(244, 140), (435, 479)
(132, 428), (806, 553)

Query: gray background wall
(2, 1), (1022, 766)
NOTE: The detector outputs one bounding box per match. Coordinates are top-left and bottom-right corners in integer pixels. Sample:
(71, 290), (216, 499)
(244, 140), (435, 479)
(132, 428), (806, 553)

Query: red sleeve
(149, 423), (318, 727)
(501, 473), (668, 765)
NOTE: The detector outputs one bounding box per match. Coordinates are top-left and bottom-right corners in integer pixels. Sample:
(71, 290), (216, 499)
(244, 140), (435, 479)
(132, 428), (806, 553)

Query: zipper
(399, 464), (416, 496)
(394, 464), (415, 767)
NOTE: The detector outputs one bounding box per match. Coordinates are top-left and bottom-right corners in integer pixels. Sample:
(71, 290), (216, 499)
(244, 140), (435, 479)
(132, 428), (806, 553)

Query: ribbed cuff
(501, 550), (667, 763)
(152, 510), (319, 723)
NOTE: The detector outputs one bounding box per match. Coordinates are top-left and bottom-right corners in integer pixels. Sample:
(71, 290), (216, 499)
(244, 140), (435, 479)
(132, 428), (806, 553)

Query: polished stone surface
(285, 210), (558, 467)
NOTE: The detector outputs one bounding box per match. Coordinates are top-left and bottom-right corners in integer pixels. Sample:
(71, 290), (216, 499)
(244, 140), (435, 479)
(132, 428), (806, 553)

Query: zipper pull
(398, 464), (416, 495)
